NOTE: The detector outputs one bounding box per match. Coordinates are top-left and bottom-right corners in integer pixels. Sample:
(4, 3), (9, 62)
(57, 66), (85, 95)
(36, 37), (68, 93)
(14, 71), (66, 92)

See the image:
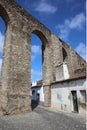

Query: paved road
(0, 106), (86, 130)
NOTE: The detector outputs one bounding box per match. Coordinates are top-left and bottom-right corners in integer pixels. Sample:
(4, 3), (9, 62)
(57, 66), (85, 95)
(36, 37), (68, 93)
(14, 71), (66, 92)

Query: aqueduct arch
(31, 29), (52, 107)
(0, 0), (53, 114)
(0, 4), (9, 26)
(0, 0), (86, 115)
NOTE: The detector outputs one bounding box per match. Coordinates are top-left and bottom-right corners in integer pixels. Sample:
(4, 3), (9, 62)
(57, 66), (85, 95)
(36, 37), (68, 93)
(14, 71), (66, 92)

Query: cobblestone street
(0, 106), (86, 130)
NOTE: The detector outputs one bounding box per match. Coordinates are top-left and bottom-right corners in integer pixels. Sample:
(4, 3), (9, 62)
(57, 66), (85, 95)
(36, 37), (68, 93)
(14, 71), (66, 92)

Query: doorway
(72, 91), (78, 112)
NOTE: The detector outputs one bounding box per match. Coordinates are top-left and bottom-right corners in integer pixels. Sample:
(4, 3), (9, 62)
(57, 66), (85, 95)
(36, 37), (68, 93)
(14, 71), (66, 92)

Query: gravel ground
(0, 106), (86, 130)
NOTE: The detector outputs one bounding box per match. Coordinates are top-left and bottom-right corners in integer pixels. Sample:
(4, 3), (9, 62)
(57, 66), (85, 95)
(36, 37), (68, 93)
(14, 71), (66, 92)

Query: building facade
(31, 80), (44, 105)
(51, 76), (86, 117)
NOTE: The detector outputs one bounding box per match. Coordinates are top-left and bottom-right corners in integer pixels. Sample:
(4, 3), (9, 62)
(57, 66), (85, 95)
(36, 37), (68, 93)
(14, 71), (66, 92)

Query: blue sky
(0, 0), (86, 81)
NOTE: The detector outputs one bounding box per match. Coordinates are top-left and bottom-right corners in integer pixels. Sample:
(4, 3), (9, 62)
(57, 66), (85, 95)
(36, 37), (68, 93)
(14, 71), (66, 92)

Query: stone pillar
(42, 44), (52, 107)
(51, 34), (63, 81)
(44, 85), (51, 107)
(0, 24), (11, 114)
(0, 23), (31, 115)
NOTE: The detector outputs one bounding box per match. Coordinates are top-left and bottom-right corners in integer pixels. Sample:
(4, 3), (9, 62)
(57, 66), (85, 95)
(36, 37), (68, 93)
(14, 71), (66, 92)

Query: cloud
(34, 0), (57, 13)
(57, 23), (70, 40)
(56, 13), (85, 40)
(32, 45), (41, 54)
(75, 43), (86, 60)
(31, 69), (42, 82)
(31, 45), (42, 81)
(68, 13), (85, 30)
(0, 32), (4, 53)
(31, 69), (42, 76)
(31, 45), (41, 61)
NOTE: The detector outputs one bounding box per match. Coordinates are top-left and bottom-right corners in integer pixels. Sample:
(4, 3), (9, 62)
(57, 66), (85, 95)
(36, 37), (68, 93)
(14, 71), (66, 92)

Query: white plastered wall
(51, 78), (86, 117)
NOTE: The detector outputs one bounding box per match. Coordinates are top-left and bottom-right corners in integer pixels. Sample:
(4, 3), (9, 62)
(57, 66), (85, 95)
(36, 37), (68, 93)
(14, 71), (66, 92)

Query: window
(80, 90), (86, 103)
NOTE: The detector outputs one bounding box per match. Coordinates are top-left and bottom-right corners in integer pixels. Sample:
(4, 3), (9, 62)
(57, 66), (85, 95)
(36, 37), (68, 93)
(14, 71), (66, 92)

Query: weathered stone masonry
(0, 0), (86, 115)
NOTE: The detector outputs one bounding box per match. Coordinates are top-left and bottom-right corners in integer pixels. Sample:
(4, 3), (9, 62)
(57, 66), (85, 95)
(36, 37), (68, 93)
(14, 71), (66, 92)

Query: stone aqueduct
(0, 0), (86, 115)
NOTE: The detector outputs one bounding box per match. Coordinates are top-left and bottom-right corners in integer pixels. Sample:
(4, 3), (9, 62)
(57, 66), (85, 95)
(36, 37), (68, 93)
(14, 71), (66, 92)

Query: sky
(0, 0), (86, 82)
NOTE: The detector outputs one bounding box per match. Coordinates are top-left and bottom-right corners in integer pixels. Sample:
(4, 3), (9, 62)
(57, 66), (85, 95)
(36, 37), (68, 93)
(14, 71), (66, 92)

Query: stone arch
(0, 17), (6, 79)
(0, 4), (10, 81)
(0, 4), (10, 27)
(62, 47), (68, 62)
(0, 3), (11, 115)
(62, 47), (70, 79)
(31, 29), (52, 107)
(0, 4), (10, 65)
(31, 29), (49, 64)
(32, 30), (48, 44)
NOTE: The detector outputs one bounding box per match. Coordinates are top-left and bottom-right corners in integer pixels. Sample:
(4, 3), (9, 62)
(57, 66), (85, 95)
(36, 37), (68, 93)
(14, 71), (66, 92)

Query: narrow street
(0, 106), (86, 130)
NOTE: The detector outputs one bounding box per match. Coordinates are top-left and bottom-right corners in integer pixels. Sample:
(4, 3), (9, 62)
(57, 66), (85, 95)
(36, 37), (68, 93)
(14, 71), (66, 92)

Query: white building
(31, 65), (86, 117)
(51, 66), (86, 117)
(31, 80), (44, 105)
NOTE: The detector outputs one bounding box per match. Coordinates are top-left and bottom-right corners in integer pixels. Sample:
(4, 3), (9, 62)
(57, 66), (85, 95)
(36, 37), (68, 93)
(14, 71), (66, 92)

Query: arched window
(31, 33), (42, 82)
(31, 30), (48, 83)
(0, 4), (9, 81)
(62, 47), (68, 62)
(0, 17), (6, 79)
